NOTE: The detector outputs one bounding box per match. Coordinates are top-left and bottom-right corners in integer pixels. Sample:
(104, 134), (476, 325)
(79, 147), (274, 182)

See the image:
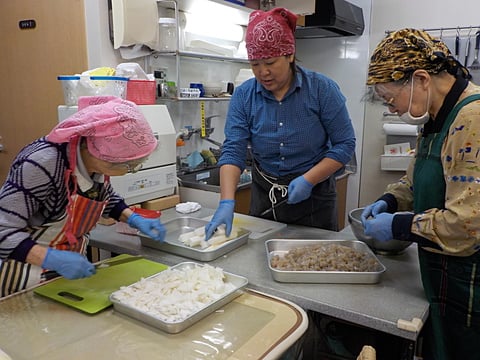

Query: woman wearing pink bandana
(0, 96), (166, 296)
(205, 8), (356, 240)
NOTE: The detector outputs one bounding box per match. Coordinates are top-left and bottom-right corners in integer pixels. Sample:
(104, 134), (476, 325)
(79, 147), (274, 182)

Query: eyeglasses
(379, 79), (409, 108)
(124, 162), (143, 173)
(109, 161), (144, 174)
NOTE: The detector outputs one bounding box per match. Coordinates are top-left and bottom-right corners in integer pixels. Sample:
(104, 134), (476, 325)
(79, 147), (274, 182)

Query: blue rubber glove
(287, 175), (314, 204)
(361, 200), (388, 226)
(42, 248), (96, 279)
(127, 213), (166, 241)
(363, 212), (394, 241)
(205, 199), (235, 240)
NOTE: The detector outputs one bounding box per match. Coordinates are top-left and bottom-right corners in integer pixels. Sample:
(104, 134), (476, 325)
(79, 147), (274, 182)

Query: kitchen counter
(0, 286), (307, 360)
(88, 208), (429, 343)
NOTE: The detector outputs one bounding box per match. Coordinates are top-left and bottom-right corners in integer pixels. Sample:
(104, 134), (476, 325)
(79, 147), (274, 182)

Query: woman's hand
(127, 213), (166, 241)
(361, 200), (388, 225)
(205, 199), (235, 240)
(287, 176), (314, 204)
(363, 212), (394, 241)
(41, 248), (96, 279)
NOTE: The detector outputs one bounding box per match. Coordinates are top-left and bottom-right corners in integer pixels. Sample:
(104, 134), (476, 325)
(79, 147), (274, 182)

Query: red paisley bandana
(245, 8), (297, 60)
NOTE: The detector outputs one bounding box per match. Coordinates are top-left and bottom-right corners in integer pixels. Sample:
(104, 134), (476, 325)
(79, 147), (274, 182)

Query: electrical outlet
(153, 67), (168, 80)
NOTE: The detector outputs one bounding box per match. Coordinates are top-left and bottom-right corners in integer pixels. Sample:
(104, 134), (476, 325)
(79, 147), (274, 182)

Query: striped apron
(0, 226), (48, 297)
(0, 138), (108, 297)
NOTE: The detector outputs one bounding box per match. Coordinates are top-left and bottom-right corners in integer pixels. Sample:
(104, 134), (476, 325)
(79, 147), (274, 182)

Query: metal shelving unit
(154, 0), (250, 101)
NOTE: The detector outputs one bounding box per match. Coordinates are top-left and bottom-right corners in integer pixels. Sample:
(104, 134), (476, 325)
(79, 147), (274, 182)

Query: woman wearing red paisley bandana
(205, 8), (356, 242)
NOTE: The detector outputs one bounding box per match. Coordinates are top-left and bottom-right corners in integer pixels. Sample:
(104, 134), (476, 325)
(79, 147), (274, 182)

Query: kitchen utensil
(465, 32), (472, 67)
(455, 33), (460, 61)
(265, 239), (386, 284)
(468, 31), (480, 82)
(260, 198), (289, 216)
(34, 254), (168, 314)
(95, 254), (143, 268)
(348, 208), (412, 255)
(110, 262), (248, 334)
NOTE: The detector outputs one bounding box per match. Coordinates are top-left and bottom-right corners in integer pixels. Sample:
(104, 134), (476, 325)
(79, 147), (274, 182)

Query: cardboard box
(297, 16), (306, 27)
(141, 195), (180, 211)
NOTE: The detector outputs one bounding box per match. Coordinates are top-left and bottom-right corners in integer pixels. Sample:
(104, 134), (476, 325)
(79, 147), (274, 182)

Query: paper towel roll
(383, 123), (418, 136)
(112, 0), (159, 50)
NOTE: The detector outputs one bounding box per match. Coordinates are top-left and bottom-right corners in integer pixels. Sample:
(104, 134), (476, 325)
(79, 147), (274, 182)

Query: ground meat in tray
(265, 239), (386, 284)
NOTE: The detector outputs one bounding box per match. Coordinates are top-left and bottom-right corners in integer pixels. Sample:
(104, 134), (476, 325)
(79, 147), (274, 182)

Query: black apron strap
(250, 164), (338, 230)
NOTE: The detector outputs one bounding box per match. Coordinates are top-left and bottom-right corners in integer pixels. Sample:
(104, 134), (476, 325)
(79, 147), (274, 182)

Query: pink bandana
(47, 96), (157, 162)
(245, 8), (297, 60)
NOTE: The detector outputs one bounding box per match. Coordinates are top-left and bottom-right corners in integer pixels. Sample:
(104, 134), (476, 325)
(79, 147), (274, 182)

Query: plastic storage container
(126, 80), (156, 105)
(158, 17), (177, 52)
(58, 75), (129, 105)
(58, 75), (81, 105)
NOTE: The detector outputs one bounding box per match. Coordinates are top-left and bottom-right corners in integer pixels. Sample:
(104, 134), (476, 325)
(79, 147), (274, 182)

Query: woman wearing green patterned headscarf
(363, 28), (480, 360)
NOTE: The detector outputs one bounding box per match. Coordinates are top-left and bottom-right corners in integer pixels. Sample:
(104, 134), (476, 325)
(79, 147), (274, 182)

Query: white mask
(399, 77), (431, 125)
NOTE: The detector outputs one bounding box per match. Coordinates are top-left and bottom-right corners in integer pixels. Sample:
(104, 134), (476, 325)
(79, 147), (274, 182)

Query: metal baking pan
(140, 217), (250, 261)
(265, 239), (386, 284)
(110, 262), (248, 334)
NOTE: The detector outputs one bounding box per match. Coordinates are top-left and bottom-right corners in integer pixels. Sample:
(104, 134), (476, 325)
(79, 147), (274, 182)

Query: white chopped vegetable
(112, 264), (236, 323)
(188, 235), (204, 247)
(178, 231), (196, 243)
(193, 227), (205, 236)
(207, 229), (239, 246)
(178, 225), (239, 249)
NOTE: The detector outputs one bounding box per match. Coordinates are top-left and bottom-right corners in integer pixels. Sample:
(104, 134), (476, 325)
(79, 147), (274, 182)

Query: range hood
(295, 0), (365, 39)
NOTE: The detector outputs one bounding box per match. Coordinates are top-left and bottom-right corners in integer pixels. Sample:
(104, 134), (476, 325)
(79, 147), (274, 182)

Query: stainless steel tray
(140, 217), (250, 261)
(265, 239), (386, 284)
(110, 262), (248, 334)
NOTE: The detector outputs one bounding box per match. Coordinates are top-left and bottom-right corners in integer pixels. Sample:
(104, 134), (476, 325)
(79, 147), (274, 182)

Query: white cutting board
(202, 213), (286, 240)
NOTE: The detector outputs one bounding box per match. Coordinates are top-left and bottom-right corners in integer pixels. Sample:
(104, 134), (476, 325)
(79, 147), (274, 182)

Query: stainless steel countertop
(89, 208), (428, 341)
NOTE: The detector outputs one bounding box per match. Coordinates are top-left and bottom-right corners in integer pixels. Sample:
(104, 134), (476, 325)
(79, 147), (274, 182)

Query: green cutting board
(34, 254), (168, 314)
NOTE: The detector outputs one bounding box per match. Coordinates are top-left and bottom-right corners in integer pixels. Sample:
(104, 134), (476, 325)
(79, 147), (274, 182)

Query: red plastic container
(126, 80), (156, 105)
(132, 207), (161, 219)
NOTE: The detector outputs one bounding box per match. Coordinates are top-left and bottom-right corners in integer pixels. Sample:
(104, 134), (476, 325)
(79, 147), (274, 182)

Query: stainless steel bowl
(348, 207), (412, 255)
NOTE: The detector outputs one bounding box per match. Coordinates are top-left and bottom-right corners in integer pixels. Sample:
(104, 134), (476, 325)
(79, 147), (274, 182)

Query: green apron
(415, 94), (480, 360)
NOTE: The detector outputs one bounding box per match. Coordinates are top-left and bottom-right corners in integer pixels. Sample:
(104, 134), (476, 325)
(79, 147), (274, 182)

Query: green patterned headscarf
(367, 28), (469, 85)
